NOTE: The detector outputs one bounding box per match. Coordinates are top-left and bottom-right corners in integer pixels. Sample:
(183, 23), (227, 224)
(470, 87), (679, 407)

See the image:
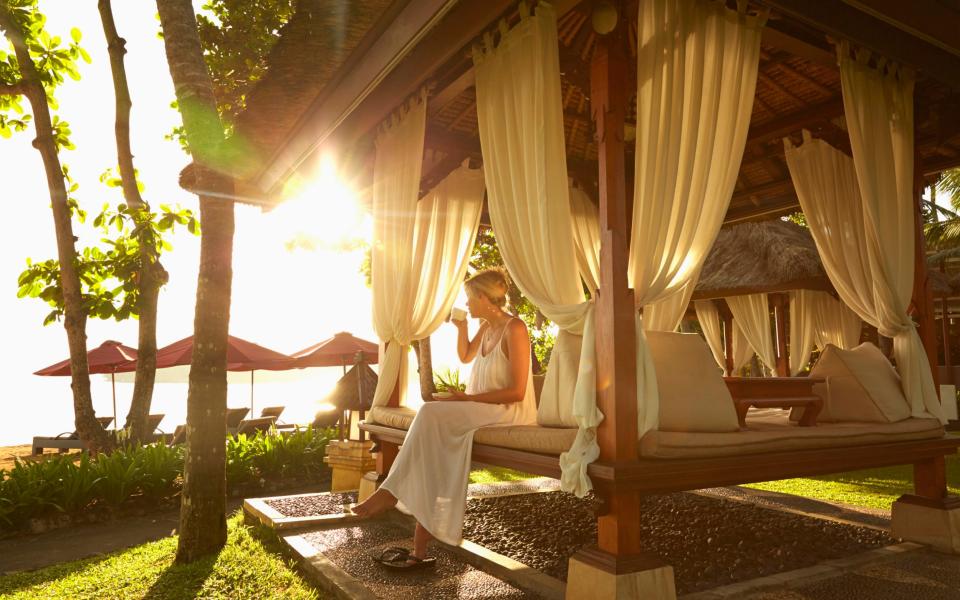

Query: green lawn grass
(469, 466), (537, 485)
(0, 513), (320, 600)
(744, 454), (960, 511)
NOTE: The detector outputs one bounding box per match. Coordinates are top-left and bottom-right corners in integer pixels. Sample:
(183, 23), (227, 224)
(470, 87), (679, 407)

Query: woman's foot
(352, 488), (398, 517)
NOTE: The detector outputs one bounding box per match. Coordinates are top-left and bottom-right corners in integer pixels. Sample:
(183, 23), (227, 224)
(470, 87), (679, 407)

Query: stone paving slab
(682, 544), (960, 600)
(738, 548), (960, 600)
(286, 518), (545, 600)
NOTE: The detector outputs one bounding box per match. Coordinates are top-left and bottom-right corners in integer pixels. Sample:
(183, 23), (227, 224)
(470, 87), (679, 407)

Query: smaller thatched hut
(693, 219), (830, 301)
(692, 219), (837, 377)
(325, 362), (378, 441)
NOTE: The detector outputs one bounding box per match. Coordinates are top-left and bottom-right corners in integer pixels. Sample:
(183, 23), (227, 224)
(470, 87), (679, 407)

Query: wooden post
(891, 103), (960, 558)
(567, 5), (676, 598)
(720, 301), (735, 376)
(912, 140), (939, 393)
(590, 11), (639, 554)
(772, 293), (790, 377)
(940, 262), (953, 384)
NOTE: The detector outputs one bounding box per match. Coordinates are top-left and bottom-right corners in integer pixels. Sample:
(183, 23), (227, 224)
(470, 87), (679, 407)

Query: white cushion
(646, 331), (740, 433)
(807, 343), (911, 423)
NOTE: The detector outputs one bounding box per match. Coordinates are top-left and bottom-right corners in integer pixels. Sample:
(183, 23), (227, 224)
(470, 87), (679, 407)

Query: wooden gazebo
(188, 1), (960, 597)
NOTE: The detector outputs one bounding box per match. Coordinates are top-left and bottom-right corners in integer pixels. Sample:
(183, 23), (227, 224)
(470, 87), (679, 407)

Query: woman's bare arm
(456, 320), (488, 363)
(449, 319), (530, 404)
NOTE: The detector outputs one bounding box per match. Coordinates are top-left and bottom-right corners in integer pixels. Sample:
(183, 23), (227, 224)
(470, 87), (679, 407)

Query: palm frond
(936, 168), (960, 212)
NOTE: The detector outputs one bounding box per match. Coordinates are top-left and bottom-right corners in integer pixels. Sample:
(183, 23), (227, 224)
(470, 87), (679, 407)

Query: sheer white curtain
(838, 43), (942, 422)
(727, 293), (776, 373)
(812, 292), (861, 349)
(474, 3), (597, 496)
(629, 0), (765, 434)
(784, 51), (944, 422)
(570, 185), (601, 294)
(371, 98), (485, 408)
(789, 290), (818, 375)
(694, 300), (726, 369)
(732, 321), (754, 373)
(642, 281), (696, 332)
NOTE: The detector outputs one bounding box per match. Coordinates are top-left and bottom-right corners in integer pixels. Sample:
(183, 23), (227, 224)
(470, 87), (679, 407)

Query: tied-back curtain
(812, 291), (861, 349)
(789, 290), (817, 375)
(838, 43), (943, 422)
(630, 0), (765, 435)
(371, 94), (485, 408)
(694, 300), (726, 369)
(474, 3), (597, 496)
(570, 184), (601, 293)
(727, 293), (776, 373)
(784, 47), (944, 422)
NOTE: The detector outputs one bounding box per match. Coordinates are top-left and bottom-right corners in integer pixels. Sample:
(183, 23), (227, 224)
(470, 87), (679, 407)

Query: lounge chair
(225, 407), (251, 435)
(234, 416), (277, 436)
(259, 406), (285, 421)
(32, 414), (118, 455)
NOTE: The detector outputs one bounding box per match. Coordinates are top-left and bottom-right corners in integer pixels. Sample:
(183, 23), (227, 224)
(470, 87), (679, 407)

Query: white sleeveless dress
(378, 321), (537, 544)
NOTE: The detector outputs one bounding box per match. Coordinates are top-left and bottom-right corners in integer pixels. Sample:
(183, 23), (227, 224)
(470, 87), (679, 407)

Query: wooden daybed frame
(362, 376), (958, 501)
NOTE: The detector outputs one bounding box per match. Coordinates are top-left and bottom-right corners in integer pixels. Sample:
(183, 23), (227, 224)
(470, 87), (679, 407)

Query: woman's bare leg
(352, 487), (397, 517)
(412, 522), (434, 559)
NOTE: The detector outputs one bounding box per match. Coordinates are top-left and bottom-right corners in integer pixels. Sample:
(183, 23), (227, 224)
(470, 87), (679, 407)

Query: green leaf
(70, 27), (81, 43)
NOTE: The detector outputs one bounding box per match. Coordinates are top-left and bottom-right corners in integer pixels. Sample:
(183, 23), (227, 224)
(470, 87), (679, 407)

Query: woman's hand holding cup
(450, 306), (467, 328)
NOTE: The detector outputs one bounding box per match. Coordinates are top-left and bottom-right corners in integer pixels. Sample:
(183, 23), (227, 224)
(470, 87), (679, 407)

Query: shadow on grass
(0, 553), (114, 597)
(142, 549), (219, 600)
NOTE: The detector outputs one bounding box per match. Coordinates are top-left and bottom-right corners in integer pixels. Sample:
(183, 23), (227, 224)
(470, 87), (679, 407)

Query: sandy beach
(0, 444), (82, 472)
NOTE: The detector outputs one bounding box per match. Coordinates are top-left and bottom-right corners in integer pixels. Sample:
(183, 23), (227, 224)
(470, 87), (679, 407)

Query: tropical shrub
(434, 368), (466, 392)
(0, 427), (335, 532)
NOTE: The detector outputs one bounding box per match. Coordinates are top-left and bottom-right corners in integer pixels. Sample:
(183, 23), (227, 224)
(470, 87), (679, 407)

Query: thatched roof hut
(693, 219), (830, 301)
(325, 362), (378, 411)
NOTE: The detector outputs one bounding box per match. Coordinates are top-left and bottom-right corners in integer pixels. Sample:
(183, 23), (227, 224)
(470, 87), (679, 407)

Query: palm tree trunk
(413, 337), (436, 402)
(98, 0), (162, 443)
(0, 7), (111, 452)
(155, 0), (234, 563)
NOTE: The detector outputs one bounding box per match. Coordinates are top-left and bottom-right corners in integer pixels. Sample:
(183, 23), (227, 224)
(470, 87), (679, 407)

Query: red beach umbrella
(117, 335), (295, 413)
(291, 331), (379, 372)
(34, 340), (138, 427)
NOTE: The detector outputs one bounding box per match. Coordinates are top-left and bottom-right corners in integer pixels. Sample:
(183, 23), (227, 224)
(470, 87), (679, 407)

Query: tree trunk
(98, 0), (162, 443)
(413, 337), (436, 402)
(155, 0), (234, 563)
(0, 7), (111, 452)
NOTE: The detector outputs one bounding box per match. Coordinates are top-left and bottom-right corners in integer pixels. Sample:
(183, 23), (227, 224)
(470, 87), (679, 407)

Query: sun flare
(273, 156), (371, 252)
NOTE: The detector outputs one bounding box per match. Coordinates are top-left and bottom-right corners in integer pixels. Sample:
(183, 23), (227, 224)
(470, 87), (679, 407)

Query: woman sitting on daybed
(353, 268), (538, 569)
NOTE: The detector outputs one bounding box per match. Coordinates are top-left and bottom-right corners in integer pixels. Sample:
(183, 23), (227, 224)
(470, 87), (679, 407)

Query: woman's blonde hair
(464, 268), (510, 308)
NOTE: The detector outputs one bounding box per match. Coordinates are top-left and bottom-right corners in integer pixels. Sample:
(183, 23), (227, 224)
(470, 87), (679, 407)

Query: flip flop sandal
(374, 546), (437, 571)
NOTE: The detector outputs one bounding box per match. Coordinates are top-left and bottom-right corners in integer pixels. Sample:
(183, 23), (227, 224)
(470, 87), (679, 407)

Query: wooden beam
(692, 277), (833, 302)
(256, 0), (462, 192)
(260, 0), (586, 196)
(761, 0), (960, 91)
(746, 98), (845, 150)
(725, 194), (801, 224)
(841, 0), (960, 59)
(912, 112), (941, 396)
(731, 179), (794, 204)
(760, 20), (836, 67)
(772, 293), (790, 377)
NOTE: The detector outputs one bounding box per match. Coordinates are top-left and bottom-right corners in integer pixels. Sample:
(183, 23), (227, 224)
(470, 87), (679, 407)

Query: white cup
(450, 307), (467, 322)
